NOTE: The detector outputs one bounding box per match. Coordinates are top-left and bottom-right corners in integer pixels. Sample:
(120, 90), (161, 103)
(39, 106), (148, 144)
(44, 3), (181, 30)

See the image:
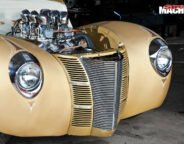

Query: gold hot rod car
(0, 0), (172, 138)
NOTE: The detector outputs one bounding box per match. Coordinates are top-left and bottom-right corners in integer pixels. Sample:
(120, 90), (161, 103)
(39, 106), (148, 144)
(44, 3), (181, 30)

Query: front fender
(0, 35), (71, 137)
(80, 21), (171, 119)
(111, 22), (172, 119)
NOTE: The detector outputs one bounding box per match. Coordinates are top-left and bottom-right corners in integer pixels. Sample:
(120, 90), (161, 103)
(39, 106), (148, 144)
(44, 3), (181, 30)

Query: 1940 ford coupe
(0, 0), (172, 139)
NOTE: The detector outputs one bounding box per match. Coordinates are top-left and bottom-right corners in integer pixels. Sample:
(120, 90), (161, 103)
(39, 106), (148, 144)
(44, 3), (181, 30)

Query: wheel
(64, 0), (76, 8)
(0, 133), (10, 144)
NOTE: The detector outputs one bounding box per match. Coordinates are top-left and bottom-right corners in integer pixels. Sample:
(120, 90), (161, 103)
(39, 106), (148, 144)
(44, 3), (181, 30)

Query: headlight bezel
(149, 38), (172, 77)
(9, 51), (43, 99)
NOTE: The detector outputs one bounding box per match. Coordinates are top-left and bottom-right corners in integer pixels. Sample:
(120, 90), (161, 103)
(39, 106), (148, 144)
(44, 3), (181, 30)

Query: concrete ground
(7, 38), (184, 144)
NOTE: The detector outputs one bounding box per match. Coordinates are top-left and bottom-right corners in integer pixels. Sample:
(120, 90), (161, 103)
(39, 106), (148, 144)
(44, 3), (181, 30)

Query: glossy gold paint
(80, 21), (171, 120)
(0, 35), (71, 137)
(0, 17), (171, 137)
(53, 48), (128, 137)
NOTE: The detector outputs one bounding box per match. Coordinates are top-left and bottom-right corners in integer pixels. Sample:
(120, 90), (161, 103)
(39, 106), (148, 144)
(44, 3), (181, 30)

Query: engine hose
(54, 29), (81, 33)
(73, 33), (95, 50)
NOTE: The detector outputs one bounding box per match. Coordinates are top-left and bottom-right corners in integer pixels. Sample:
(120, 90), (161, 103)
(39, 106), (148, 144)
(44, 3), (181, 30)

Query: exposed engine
(8, 9), (95, 54)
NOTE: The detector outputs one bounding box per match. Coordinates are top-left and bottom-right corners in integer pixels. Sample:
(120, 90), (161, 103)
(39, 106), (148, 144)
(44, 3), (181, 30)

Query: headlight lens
(156, 48), (172, 72)
(16, 62), (42, 91)
(149, 39), (172, 77)
(9, 52), (43, 98)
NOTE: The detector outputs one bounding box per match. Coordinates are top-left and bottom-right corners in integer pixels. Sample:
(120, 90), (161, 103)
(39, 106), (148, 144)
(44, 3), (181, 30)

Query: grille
(57, 50), (129, 131)
(121, 77), (129, 101)
(72, 85), (92, 106)
(81, 52), (123, 130)
(60, 57), (88, 82)
(121, 52), (129, 101)
(59, 57), (93, 128)
(122, 52), (129, 77)
(72, 108), (92, 127)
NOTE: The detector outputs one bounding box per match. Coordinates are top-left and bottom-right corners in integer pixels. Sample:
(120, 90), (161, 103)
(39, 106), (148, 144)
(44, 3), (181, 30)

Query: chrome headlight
(9, 52), (43, 98)
(149, 38), (172, 77)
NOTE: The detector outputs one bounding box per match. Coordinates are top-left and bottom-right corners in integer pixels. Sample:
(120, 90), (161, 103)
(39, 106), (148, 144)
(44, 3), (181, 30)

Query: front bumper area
(54, 48), (129, 137)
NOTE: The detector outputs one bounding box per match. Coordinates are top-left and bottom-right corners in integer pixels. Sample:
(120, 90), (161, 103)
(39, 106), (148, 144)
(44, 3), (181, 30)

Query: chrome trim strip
(70, 81), (90, 86)
(120, 98), (127, 103)
(112, 61), (118, 130)
(73, 105), (93, 109)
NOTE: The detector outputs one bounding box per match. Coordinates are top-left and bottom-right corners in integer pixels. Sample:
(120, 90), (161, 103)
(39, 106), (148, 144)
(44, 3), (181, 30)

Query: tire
(0, 133), (10, 144)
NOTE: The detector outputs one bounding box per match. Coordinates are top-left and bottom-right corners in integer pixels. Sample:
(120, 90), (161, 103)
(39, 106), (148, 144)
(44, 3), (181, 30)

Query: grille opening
(57, 50), (129, 131)
(72, 108), (92, 127)
(81, 52), (123, 130)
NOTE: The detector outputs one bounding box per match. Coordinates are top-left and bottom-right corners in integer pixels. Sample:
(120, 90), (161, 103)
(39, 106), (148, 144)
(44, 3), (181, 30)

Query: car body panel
(0, 0), (172, 137)
(80, 21), (171, 119)
(0, 36), (71, 136)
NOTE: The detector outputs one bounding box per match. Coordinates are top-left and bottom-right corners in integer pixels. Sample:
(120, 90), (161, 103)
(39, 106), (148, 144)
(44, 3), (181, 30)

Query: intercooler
(55, 49), (129, 134)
